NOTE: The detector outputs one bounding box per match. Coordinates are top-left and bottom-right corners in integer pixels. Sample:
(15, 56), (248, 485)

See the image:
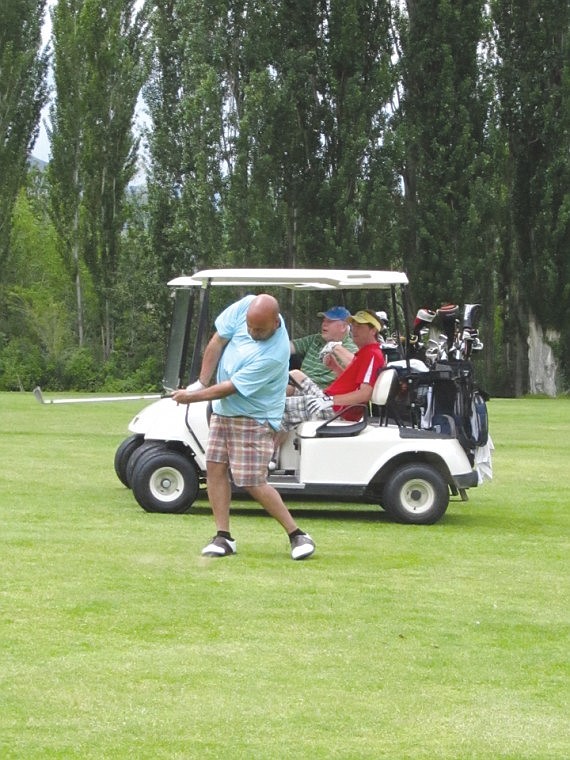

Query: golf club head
(33, 386), (45, 404)
(463, 303), (481, 329)
(450, 344), (464, 360)
(471, 337), (484, 351)
(416, 307), (436, 323)
(425, 339), (441, 363)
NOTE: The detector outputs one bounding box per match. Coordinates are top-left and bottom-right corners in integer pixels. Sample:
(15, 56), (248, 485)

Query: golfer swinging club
(172, 293), (315, 560)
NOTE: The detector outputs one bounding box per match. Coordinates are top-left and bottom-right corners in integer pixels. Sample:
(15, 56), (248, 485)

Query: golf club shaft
(33, 387), (169, 405)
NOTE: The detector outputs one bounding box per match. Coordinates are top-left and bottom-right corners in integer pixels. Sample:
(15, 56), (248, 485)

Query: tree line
(1, 0), (568, 396)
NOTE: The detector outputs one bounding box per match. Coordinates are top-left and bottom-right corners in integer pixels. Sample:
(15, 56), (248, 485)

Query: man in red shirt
(282, 309), (386, 429)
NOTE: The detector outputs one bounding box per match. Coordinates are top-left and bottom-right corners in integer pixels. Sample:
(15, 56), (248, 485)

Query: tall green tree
(49, 0), (150, 359)
(396, 0), (492, 303)
(492, 0), (570, 393)
(0, 0), (48, 267)
(138, 0), (568, 395)
(48, 0), (86, 344)
(144, 0), (190, 284)
(314, 0), (398, 269)
(80, 0), (150, 359)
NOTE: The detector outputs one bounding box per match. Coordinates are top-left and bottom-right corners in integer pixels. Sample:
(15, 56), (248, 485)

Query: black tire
(383, 464), (449, 525)
(131, 449), (200, 514)
(125, 441), (166, 487)
(114, 434), (143, 487)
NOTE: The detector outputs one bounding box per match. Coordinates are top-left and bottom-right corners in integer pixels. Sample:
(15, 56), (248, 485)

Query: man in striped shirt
(289, 306), (357, 389)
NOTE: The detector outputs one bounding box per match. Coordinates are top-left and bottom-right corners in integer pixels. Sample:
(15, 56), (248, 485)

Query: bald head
(246, 294), (281, 341)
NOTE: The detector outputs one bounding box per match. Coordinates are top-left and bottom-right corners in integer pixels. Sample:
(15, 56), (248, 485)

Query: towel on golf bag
(474, 435), (494, 484)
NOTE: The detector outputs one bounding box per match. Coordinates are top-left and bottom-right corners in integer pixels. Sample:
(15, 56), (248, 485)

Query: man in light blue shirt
(173, 294), (315, 561)
(212, 295), (289, 429)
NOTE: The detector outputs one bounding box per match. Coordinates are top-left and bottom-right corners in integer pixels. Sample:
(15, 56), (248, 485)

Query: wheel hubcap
(401, 479), (435, 514)
(149, 466), (183, 502)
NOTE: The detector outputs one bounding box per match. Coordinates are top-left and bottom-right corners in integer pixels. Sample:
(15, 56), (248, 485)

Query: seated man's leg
(282, 374), (330, 430)
(287, 369), (311, 397)
(282, 394), (313, 430)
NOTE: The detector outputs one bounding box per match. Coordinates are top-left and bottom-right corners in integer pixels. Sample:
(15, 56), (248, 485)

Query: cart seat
(371, 367), (399, 406)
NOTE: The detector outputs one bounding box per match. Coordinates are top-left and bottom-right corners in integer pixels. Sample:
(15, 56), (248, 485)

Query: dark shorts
(206, 414), (276, 487)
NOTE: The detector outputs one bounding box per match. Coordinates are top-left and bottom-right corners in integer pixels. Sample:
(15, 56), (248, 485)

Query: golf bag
(398, 360), (489, 462)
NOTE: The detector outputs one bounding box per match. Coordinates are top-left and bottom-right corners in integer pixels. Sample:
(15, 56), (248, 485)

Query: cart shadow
(190, 498), (390, 523)
(188, 495), (487, 526)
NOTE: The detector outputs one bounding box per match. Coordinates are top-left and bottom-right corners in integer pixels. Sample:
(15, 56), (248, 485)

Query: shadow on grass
(186, 497), (485, 526)
(124, 495), (389, 523)
(234, 505), (390, 523)
(119, 491), (488, 527)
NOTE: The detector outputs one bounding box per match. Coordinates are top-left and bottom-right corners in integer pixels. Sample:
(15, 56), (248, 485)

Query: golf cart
(114, 269), (491, 525)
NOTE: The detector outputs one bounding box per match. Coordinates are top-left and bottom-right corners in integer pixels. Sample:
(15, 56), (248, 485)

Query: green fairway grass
(1, 392), (568, 759)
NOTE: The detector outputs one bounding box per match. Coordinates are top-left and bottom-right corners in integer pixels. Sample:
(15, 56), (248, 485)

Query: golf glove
(186, 379), (205, 392)
(306, 394), (334, 415)
(318, 340), (342, 361)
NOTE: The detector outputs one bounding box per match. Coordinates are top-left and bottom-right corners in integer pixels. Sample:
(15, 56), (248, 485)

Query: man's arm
(330, 383), (373, 407)
(197, 333), (229, 386)
(172, 333), (235, 404)
(306, 382), (373, 415)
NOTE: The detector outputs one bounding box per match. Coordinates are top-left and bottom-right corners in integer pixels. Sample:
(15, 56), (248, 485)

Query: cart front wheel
(114, 434), (143, 487)
(131, 450), (199, 514)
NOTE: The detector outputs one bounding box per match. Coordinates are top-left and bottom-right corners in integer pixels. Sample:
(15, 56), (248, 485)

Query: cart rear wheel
(383, 464), (449, 525)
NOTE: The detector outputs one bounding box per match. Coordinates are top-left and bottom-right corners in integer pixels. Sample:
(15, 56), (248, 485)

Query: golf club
(33, 386), (170, 405)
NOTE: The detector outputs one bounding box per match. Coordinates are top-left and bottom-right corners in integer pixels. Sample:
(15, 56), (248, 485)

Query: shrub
(62, 347), (104, 391)
(0, 338), (45, 391)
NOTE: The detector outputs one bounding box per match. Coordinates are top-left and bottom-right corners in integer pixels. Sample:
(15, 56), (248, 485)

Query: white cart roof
(168, 268), (408, 291)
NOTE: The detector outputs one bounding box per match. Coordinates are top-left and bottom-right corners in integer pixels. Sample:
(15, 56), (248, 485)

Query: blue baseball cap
(317, 306), (351, 321)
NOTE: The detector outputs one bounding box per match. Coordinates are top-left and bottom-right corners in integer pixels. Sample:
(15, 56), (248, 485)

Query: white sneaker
(201, 535), (237, 557)
(290, 533), (315, 560)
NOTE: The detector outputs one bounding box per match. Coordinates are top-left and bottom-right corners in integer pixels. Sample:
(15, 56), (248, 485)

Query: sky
(31, 2), (53, 162)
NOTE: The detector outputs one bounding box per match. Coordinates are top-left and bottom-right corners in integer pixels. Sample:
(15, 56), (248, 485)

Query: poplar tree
(80, 0), (150, 359)
(144, 1), (189, 281)
(49, 0), (150, 357)
(0, 0), (48, 266)
(397, 0), (491, 304)
(492, 0), (570, 392)
(48, 0), (86, 343)
(145, 0), (227, 279)
(314, 0), (397, 269)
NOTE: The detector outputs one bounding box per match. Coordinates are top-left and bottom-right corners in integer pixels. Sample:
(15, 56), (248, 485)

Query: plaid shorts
(206, 414), (277, 487)
(282, 376), (334, 431)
